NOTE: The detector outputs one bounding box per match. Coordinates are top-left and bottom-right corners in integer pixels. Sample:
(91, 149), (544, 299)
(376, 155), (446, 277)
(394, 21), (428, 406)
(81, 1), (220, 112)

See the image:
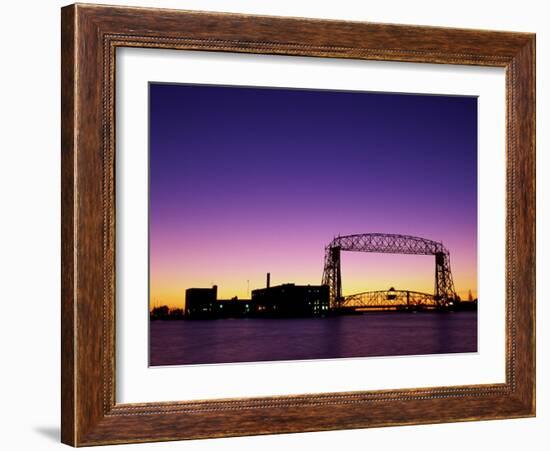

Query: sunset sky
(149, 84), (478, 309)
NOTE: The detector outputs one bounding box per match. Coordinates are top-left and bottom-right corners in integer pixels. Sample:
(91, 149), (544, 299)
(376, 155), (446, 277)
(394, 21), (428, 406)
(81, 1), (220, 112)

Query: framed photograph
(61, 3), (535, 446)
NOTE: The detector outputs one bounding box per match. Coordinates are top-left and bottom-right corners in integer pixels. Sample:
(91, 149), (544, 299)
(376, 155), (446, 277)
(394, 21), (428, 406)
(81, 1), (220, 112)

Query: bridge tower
(322, 245), (342, 309)
(435, 251), (455, 303)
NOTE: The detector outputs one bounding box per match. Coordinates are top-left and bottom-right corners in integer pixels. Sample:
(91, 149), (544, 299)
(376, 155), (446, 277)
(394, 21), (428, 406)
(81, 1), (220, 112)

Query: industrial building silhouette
(184, 273), (330, 319)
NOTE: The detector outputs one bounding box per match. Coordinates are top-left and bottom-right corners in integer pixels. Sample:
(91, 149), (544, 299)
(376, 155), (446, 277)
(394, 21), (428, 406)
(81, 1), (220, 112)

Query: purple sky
(149, 83), (477, 307)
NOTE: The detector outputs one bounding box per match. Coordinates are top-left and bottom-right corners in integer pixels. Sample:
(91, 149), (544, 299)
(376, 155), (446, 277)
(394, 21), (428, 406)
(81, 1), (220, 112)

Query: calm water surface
(149, 311), (477, 366)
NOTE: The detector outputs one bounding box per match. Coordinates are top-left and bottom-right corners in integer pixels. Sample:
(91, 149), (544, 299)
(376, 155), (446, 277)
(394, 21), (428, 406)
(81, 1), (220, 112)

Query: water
(149, 311), (477, 366)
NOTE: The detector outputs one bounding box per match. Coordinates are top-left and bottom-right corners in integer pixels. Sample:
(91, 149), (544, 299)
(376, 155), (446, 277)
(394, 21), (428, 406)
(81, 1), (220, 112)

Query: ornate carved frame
(61, 4), (535, 446)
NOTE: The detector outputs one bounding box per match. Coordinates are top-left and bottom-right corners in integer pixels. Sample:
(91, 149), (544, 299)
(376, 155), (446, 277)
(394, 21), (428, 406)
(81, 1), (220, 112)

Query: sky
(149, 83), (478, 309)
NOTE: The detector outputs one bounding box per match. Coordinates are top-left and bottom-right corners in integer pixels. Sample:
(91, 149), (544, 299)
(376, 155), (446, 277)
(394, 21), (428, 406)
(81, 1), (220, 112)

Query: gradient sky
(149, 83), (477, 309)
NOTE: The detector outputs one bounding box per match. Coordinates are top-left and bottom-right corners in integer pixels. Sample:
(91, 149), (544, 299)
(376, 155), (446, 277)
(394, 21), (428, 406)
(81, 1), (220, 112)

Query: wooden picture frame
(61, 3), (535, 446)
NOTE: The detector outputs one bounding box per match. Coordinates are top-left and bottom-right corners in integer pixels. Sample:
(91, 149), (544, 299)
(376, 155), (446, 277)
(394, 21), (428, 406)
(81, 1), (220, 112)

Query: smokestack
(266, 272), (271, 289)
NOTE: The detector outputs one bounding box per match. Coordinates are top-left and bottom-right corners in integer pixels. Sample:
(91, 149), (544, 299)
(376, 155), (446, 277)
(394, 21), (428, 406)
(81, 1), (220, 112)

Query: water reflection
(149, 311), (477, 366)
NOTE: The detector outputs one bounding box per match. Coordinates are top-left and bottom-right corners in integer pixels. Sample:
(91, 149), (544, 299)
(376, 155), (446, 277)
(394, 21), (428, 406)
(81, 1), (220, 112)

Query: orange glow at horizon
(149, 252), (477, 310)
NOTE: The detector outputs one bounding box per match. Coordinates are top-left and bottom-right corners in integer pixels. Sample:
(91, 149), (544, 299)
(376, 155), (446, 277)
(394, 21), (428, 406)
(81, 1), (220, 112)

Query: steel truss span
(322, 233), (458, 309)
(341, 289), (438, 310)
